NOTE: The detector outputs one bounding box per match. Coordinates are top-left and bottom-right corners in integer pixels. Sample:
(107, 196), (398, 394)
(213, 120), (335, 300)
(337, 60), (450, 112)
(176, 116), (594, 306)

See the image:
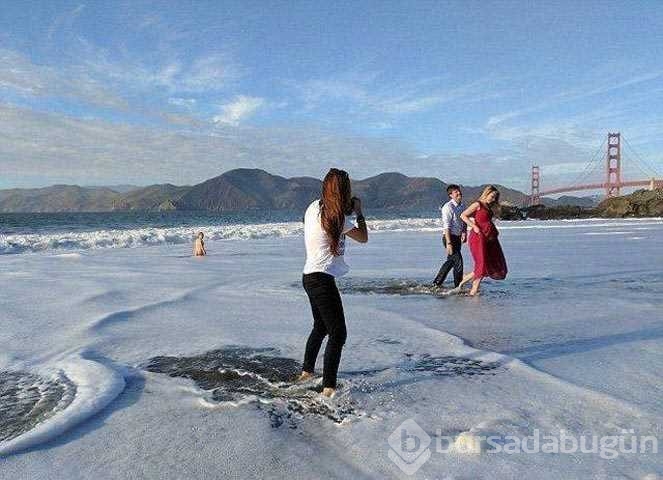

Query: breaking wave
(3, 217), (661, 255)
(0, 222), (304, 255)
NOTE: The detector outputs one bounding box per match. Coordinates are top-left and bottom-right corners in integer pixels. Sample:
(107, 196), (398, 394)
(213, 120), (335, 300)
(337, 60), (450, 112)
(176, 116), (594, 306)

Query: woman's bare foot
(297, 371), (314, 382)
(468, 278), (481, 296)
(321, 387), (336, 398)
(457, 272), (474, 290)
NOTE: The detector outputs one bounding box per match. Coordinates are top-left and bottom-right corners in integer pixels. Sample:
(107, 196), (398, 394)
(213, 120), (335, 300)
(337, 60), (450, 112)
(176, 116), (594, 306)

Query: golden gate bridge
(529, 132), (663, 206)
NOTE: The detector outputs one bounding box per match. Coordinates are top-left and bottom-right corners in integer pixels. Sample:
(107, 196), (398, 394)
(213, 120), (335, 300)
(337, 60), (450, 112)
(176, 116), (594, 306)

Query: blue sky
(1, 0), (662, 192)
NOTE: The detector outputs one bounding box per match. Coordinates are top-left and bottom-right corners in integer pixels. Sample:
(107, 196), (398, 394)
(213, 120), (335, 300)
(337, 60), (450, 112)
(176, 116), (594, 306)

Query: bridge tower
(530, 165), (541, 206)
(606, 132), (622, 197)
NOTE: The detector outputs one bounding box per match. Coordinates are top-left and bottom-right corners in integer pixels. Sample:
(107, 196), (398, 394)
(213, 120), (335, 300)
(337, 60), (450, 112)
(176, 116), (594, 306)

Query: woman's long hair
(320, 168), (352, 256)
(477, 185), (500, 204)
(477, 184), (501, 214)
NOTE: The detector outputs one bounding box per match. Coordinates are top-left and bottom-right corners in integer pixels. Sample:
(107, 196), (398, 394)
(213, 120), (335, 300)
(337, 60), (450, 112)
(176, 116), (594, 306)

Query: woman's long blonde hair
(477, 185), (500, 205)
(476, 184), (501, 215)
(320, 168), (353, 256)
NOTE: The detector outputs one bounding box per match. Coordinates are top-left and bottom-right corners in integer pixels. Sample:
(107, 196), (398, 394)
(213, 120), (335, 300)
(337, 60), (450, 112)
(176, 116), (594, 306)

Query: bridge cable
(622, 135), (661, 178)
(621, 147), (655, 180)
(565, 137), (607, 188)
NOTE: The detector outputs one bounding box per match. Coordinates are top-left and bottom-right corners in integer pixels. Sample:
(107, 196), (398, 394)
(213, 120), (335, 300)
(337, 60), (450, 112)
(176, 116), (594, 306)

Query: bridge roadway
(541, 178), (663, 196)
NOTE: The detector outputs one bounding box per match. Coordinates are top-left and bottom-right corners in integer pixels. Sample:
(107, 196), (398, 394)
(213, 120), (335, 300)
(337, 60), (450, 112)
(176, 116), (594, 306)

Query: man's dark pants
(433, 234), (463, 287)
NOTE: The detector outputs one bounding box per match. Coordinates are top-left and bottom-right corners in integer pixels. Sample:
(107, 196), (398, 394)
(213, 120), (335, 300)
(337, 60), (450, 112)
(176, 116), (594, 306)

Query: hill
(595, 188), (663, 217)
(0, 169), (595, 214)
(0, 185), (121, 213)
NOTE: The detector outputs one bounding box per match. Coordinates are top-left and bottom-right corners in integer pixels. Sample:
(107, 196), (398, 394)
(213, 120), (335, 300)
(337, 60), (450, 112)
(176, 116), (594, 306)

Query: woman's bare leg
(457, 272), (474, 290)
(469, 277), (482, 296)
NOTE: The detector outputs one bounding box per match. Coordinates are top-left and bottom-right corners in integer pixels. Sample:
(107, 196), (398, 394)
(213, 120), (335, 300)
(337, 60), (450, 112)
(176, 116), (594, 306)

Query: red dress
(468, 203), (507, 280)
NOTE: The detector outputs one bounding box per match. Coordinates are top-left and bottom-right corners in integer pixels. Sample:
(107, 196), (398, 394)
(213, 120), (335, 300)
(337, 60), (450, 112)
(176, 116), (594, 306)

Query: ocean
(0, 210), (440, 254)
(3, 210), (661, 256)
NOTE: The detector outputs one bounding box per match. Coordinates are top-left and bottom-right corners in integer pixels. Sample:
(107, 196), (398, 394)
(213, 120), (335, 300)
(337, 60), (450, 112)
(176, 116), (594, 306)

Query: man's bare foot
(297, 371), (314, 382)
(321, 387), (336, 398)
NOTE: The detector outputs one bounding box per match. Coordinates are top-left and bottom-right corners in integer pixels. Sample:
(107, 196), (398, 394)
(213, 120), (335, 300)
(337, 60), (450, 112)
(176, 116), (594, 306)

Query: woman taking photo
(298, 169), (368, 398)
(458, 185), (507, 296)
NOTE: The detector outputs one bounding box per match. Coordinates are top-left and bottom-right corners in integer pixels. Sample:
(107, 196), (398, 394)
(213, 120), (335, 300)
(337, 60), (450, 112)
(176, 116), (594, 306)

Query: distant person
(458, 185), (507, 296)
(433, 184), (467, 288)
(193, 232), (206, 256)
(298, 168), (368, 398)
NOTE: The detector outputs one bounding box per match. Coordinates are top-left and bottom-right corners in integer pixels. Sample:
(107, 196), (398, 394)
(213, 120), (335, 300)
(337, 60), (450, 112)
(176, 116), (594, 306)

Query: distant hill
(542, 195), (598, 208)
(176, 170), (535, 213)
(113, 184), (191, 211)
(0, 185), (121, 213)
(0, 168), (594, 214)
(352, 172), (444, 211)
(84, 184), (141, 194)
(175, 169), (321, 211)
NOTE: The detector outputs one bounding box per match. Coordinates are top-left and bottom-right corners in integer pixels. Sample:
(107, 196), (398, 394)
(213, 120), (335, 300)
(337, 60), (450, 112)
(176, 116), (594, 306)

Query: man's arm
(441, 204), (453, 253)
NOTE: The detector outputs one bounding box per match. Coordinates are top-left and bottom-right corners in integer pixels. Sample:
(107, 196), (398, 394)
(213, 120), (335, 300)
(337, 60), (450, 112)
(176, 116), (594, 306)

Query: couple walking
(433, 184), (508, 296)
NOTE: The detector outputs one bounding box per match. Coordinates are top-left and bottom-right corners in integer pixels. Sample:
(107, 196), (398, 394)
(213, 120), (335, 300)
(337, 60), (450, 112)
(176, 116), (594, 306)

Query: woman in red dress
(458, 185), (507, 296)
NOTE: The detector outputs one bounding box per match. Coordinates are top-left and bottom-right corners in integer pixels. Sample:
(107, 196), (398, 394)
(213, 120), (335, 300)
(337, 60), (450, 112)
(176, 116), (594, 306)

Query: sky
(1, 0), (663, 193)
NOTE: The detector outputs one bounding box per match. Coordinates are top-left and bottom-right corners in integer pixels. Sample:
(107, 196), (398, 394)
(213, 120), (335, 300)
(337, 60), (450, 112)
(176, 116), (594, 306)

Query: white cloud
(0, 104), (418, 187)
(486, 70), (663, 138)
(0, 48), (125, 109)
(0, 44), (244, 130)
(80, 48), (240, 96)
(540, 162), (595, 176)
(47, 4), (86, 42)
(181, 54), (236, 92)
(168, 97), (197, 109)
(290, 73), (502, 116)
(213, 96), (265, 126)
(0, 39), (240, 112)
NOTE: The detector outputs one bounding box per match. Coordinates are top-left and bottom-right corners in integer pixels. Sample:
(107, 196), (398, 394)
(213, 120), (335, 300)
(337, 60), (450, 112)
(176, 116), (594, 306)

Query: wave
(2, 217), (661, 255)
(0, 355), (125, 456)
(0, 222), (304, 255)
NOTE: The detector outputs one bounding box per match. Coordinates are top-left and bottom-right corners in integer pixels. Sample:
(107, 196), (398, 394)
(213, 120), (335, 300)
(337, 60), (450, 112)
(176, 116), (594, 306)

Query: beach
(2, 217), (663, 479)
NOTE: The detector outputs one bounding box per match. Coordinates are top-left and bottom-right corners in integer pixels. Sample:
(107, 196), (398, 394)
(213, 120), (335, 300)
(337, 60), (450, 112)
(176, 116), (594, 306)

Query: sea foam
(2, 217), (662, 255)
(0, 355), (125, 456)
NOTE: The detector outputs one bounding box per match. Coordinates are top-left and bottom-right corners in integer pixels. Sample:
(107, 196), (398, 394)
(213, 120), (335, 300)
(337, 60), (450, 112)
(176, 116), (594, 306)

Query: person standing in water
(433, 184), (467, 288)
(458, 185), (507, 296)
(193, 232), (206, 256)
(298, 168), (368, 398)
